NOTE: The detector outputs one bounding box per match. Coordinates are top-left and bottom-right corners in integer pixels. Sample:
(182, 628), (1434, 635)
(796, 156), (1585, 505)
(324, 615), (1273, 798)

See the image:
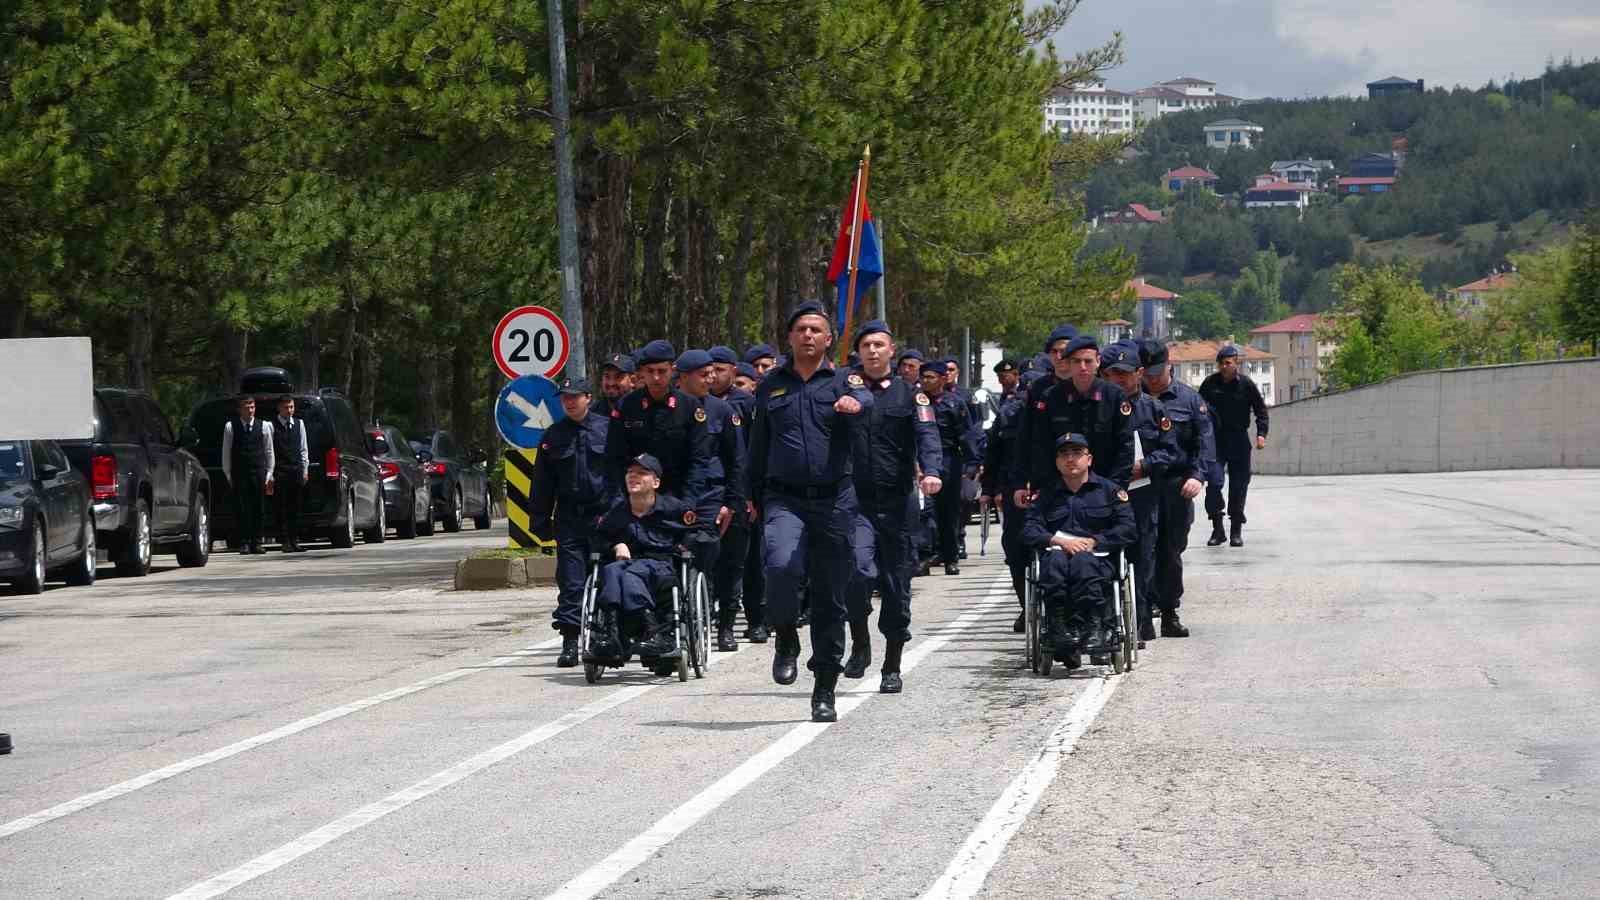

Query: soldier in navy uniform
(221, 395), (274, 555)
(529, 378), (614, 667)
(605, 339), (713, 505)
(896, 348), (924, 387)
(981, 368), (1046, 632)
(594, 353), (635, 418)
(732, 363), (759, 394)
(920, 360), (971, 576)
(1199, 344), (1269, 548)
(590, 454), (694, 662)
(1022, 433), (1137, 671)
(746, 301), (875, 722)
(740, 346), (777, 643)
(844, 320), (942, 693)
(1140, 339), (1216, 638)
(271, 395), (310, 552)
(674, 349), (747, 652)
(1014, 334), (1134, 505)
(743, 343), (778, 378)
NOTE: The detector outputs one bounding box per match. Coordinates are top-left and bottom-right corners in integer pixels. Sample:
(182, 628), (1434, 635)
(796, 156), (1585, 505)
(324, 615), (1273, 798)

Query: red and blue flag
(826, 172), (883, 334)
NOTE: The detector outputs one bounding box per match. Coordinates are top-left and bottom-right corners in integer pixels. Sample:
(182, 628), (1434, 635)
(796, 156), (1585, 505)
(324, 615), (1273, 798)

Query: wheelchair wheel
(1121, 565), (1138, 669)
(1025, 564), (1041, 674)
(583, 661), (601, 684)
(1111, 644), (1126, 674)
(578, 564), (600, 678)
(691, 570), (711, 679)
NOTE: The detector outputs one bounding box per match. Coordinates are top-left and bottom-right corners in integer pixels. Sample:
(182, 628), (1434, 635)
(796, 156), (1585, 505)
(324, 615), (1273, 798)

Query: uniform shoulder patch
(731, 414), (742, 427)
(682, 509), (697, 525)
(1120, 401), (1132, 416)
(1159, 416), (1172, 431)
(915, 392), (930, 406)
(1116, 489), (1129, 502)
(694, 407), (707, 423)
(667, 395), (677, 409)
(847, 373), (865, 388)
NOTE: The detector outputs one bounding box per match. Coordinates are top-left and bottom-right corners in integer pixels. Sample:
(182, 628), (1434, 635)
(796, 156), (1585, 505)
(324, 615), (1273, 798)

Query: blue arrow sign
(495, 375), (563, 450)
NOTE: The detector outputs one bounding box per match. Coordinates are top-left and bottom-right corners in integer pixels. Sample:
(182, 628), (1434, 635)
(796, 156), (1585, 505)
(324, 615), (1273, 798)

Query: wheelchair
(1023, 545), (1137, 676)
(577, 546), (712, 684)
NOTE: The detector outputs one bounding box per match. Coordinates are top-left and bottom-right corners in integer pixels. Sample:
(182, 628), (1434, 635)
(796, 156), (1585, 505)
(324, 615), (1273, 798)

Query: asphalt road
(2, 470), (1596, 898)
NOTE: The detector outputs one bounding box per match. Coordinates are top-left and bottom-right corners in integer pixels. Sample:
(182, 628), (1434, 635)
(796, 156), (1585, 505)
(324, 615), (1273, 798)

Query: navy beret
(1065, 335), (1099, 356)
(897, 349), (924, 364)
(734, 362), (758, 379)
(993, 359), (1018, 374)
(743, 343), (777, 364)
(918, 361), (944, 377)
(1100, 342), (1141, 372)
(708, 345), (738, 365)
(1137, 339), (1168, 371)
(601, 352), (636, 374)
(674, 349), (713, 372)
(785, 300), (830, 332)
(852, 319), (890, 348)
(1216, 344), (1242, 361)
(1044, 324), (1079, 351)
(636, 339), (676, 365)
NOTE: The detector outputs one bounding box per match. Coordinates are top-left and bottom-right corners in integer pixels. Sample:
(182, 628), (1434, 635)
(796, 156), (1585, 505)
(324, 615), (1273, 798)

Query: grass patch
(471, 547), (554, 560)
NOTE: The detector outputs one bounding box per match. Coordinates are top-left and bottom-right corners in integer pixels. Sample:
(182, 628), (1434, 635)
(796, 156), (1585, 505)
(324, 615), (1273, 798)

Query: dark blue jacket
(699, 393), (746, 512)
(981, 392), (1028, 497)
(1020, 473), (1137, 553)
(747, 358), (875, 502)
(530, 411), (612, 536)
(1151, 380), (1216, 484)
(1020, 377), (1134, 489)
(849, 372), (942, 503)
(1199, 372), (1269, 442)
(595, 494), (694, 561)
(605, 386), (712, 502)
(1126, 392), (1182, 481)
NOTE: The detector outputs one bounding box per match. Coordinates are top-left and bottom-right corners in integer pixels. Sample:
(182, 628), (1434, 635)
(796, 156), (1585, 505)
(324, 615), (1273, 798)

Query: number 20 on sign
(492, 306), (571, 380)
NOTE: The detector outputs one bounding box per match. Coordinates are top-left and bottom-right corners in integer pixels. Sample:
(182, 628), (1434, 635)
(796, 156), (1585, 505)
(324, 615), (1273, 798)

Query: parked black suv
(408, 429), (492, 532)
(185, 369), (385, 549)
(1, 439), (97, 593)
(59, 388), (212, 575)
(370, 425), (433, 540)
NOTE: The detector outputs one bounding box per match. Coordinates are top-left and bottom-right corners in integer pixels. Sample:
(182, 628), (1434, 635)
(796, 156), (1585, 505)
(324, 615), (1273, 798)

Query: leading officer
(747, 301), (874, 722)
(1199, 344), (1268, 547)
(845, 320), (942, 693)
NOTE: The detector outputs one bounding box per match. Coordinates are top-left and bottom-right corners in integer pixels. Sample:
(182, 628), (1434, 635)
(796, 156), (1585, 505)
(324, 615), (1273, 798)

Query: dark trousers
(1129, 485), (1160, 621)
(232, 471), (265, 545)
(597, 559), (674, 614)
(273, 472), (303, 544)
(762, 485), (856, 677)
(743, 517), (766, 627)
(1155, 483), (1193, 614)
(1206, 434), (1253, 523)
(847, 492), (916, 642)
(933, 468), (962, 564)
(917, 497), (936, 562)
(552, 511), (595, 634)
(714, 522), (749, 629)
(1000, 498), (1028, 607)
(1037, 549), (1114, 623)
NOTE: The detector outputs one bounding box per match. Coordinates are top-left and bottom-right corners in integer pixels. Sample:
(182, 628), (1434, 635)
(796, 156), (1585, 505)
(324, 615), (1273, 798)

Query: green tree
(1173, 290), (1231, 339)
(1325, 325), (1391, 389)
(1559, 211), (1600, 353)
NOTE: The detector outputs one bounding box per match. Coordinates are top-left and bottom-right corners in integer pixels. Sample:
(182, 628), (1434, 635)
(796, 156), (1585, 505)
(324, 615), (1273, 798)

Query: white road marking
(545, 581), (1015, 900)
(918, 674), (1122, 900)
(165, 683), (656, 900)
(0, 637), (561, 840)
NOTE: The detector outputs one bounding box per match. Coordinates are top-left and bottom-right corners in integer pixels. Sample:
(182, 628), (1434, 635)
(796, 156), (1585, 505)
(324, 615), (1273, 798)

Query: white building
(1167, 341), (1276, 405)
(1206, 118), (1264, 149)
(1042, 80), (1135, 136)
(1242, 177), (1314, 211)
(1132, 77), (1240, 124)
(1269, 159), (1334, 186)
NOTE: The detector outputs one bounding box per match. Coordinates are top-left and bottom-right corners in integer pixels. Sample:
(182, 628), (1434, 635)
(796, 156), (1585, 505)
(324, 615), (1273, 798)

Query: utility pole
(546, 0), (587, 376)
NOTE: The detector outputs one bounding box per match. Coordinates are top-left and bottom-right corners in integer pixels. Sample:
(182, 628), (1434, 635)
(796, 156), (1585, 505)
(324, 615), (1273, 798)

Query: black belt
(768, 478), (845, 500)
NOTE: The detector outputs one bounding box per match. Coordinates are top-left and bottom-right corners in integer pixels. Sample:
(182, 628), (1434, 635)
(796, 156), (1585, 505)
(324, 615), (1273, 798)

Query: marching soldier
(272, 395), (310, 553)
(743, 343), (778, 378)
(896, 349), (925, 386)
(529, 378), (614, 667)
(919, 361), (970, 576)
(605, 339), (713, 505)
(844, 320), (942, 693)
(980, 368), (1046, 631)
(674, 349), (747, 652)
(1141, 339), (1216, 638)
(1200, 345), (1268, 547)
(594, 353), (636, 418)
(1015, 334), (1134, 506)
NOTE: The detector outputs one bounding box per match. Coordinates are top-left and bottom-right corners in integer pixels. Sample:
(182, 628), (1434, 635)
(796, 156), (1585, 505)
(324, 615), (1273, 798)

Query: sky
(1035, 0), (1600, 99)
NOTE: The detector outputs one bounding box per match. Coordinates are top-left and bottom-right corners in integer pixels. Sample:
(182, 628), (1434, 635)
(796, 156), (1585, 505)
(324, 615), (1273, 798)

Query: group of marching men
(529, 300), (1268, 723)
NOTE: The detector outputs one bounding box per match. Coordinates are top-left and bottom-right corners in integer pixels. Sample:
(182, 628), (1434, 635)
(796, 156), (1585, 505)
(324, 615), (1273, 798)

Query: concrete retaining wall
(1251, 357), (1600, 475)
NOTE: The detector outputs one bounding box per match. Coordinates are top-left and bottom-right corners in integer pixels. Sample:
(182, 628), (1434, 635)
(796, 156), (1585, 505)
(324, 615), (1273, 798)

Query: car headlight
(0, 506), (23, 528)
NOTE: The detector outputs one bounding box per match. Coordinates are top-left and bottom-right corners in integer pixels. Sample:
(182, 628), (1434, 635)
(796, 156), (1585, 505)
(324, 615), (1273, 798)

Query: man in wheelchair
(1021, 433), (1137, 671)
(590, 453), (696, 672)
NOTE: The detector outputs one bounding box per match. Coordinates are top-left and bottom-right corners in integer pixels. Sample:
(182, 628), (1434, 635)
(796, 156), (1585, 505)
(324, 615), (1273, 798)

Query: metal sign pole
(546, 0), (586, 377)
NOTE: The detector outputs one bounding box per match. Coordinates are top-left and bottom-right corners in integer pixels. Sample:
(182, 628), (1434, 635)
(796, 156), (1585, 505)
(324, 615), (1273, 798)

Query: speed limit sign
(491, 306), (571, 380)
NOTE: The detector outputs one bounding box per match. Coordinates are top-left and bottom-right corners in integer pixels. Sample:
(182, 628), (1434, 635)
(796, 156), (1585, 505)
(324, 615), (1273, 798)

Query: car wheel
(14, 520), (46, 595)
(443, 488), (463, 533)
(363, 494), (387, 544)
(116, 498), (153, 577)
(472, 490), (491, 530)
(66, 514), (97, 587)
(176, 497), (211, 568)
(330, 494), (356, 548)
(396, 498), (417, 540)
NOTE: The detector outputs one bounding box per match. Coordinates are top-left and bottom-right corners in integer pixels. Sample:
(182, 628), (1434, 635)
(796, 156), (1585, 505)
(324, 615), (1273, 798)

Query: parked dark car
(185, 370), (386, 549)
(1, 439), (98, 594)
(59, 388), (212, 576)
(408, 429), (492, 532)
(370, 425), (433, 539)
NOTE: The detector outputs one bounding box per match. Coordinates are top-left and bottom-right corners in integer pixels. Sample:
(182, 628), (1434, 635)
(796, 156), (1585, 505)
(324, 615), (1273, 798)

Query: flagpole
(875, 216), (887, 327)
(838, 146), (872, 365)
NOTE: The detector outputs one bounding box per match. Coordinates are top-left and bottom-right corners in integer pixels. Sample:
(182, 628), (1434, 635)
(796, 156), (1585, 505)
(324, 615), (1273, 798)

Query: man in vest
(221, 395), (274, 555)
(272, 395), (310, 552)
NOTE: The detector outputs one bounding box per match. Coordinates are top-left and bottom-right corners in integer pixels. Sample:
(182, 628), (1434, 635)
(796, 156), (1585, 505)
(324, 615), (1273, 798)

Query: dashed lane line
(164, 683), (657, 900)
(544, 579), (1015, 900)
(918, 673), (1122, 900)
(0, 637), (561, 840)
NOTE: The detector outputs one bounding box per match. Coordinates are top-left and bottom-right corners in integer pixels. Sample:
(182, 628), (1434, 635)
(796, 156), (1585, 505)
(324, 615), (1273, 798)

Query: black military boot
(1138, 617), (1157, 645)
(811, 671), (839, 722)
(556, 633), (580, 668)
(879, 640), (905, 694)
(772, 625), (800, 685)
(637, 608), (677, 658)
(717, 625), (739, 652)
(843, 616), (872, 679)
(1161, 611), (1190, 638)
(1229, 520), (1244, 547)
(1206, 517), (1227, 546)
(745, 622), (769, 644)
(944, 562), (961, 576)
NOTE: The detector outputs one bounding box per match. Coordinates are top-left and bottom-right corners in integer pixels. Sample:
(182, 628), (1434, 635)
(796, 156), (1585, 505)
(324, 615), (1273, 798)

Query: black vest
(232, 418), (267, 478)
(272, 417), (303, 477)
